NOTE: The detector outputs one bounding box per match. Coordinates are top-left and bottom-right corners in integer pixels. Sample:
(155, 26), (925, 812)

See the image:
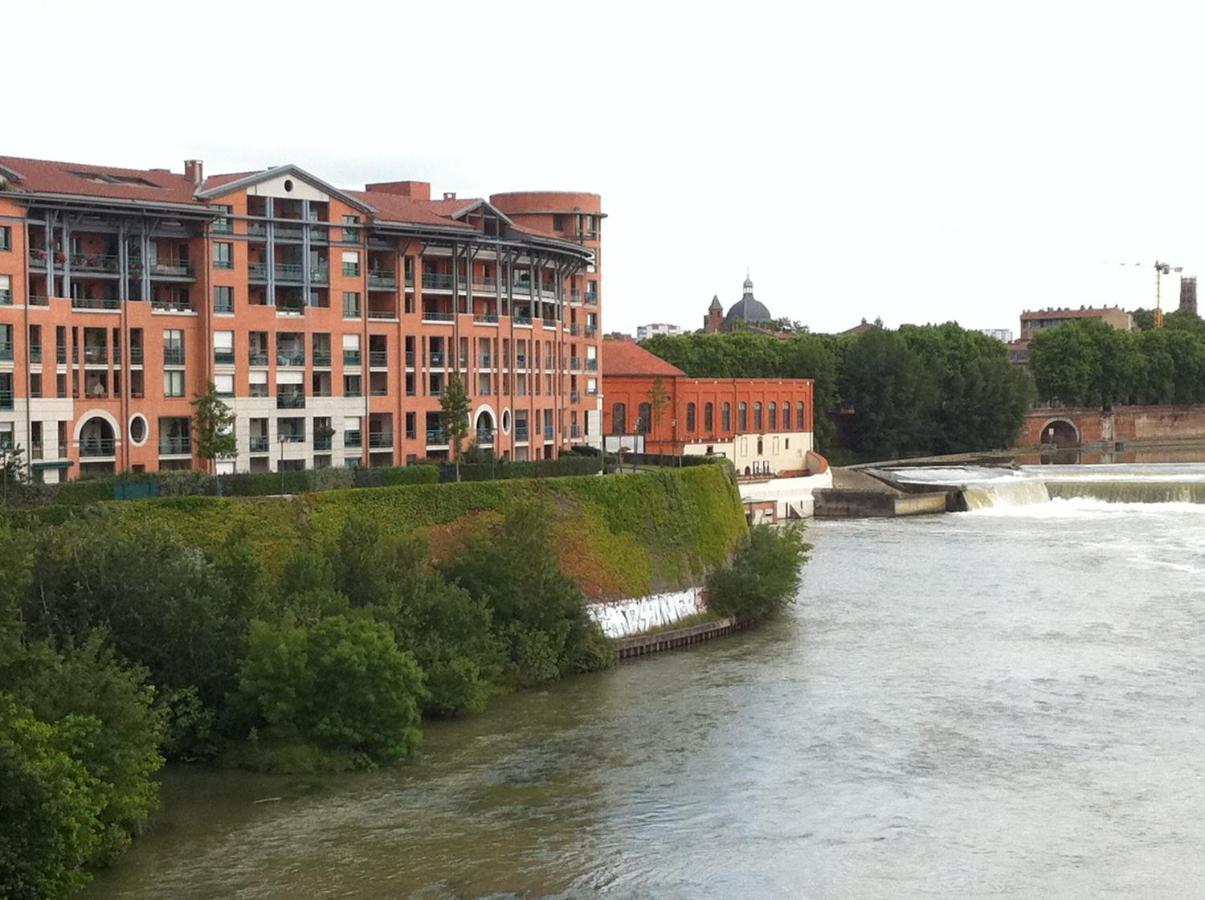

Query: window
(163, 370), (185, 397)
(342, 215), (361, 242)
(686, 402), (696, 432)
(797, 401), (806, 430)
(722, 402), (731, 432)
(213, 205), (233, 234)
(163, 329), (184, 366)
(214, 331), (234, 365)
(552, 214), (565, 231)
(754, 402), (763, 431)
(637, 402), (652, 434)
(214, 285), (233, 313)
(214, 242), (233, 269)
(783, 401), (791, 431)
(0, 226), (10, 250)
(738, 402), (747, 431)
(611, 402), (627, 434)
(769, 401), (777, 430)
(343, 291), (361, 318)
(0, 274), (10, 306)
(344, 374), (362, 397)
(704, 402), (714, 432)
(249, 370), (268, 398)
(214, 374), (234, 397)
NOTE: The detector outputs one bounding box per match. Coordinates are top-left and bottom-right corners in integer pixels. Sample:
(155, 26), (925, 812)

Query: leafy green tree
(440, 374), (471, 482)
(0, 695), (103, 899)
(192, 381), (237, 493)
(442, 501), (614, 686)
(237, 613), (426, 764)
(707, 524), (810, 622)
(839, 327), (938, 458)
(0, 444), (26, 506)
(646, 376), (671, 434)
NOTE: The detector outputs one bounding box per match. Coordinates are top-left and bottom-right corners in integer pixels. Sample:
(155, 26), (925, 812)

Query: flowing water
(86, 465), (1205, 898)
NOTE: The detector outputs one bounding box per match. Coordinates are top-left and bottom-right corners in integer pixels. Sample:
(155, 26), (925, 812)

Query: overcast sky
(7, 1), (1203, 335)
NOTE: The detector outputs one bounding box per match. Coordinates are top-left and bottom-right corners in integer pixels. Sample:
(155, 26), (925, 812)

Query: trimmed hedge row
(1, 464), (748, 600)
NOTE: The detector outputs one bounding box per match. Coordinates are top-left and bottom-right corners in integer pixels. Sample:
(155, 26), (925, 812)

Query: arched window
(753, 402), (763, 431)
(686, 402), (696, 432)
(611, 402), (626, 435)
(783, 401), (791, 431)
(797, 401), (806, 430)
(638, 402), (652, 434)
(769, 401), (777, 431)
(722, 402), (731, 432)
(738, 402), (748, 431)
(757, 436), (764, 456)
(704, 402), (714, 432)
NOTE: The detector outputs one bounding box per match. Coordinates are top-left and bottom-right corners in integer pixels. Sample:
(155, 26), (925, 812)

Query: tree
(707, 524), (811, 623)
(646, 376), (671, 434)
(839, 327), (938, 458)
(192, 381), (236, 493)
(440, 374), (471, 482)
(0, 444), (26, 506)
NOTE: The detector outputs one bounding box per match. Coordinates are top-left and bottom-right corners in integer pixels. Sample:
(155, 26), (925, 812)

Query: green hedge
(1, 465), (747, 600)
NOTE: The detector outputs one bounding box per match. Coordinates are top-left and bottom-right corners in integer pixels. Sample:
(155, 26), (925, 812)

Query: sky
(6, 1), (1205, 336)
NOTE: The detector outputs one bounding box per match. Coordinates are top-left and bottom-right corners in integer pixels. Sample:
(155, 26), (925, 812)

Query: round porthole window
(502, 409), (512, 434)
(128, 414), (148, 445)
(283, 178), (294, 192)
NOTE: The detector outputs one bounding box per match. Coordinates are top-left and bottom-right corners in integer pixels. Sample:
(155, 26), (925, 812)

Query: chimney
(443, 192), (457, 201)
(364, 180), (430, 201)
(184, 159), (203, 187)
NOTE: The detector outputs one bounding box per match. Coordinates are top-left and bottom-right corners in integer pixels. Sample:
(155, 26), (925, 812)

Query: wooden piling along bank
(614, 616), (745, 660)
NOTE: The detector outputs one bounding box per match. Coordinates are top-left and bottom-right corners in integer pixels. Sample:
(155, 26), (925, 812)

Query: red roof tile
(347, 189), (474, 229)
(601, 340), (685, 377)
(0, 154), (201, 206)
(424, 197), (483, 217)
(200, 171), (260, 192)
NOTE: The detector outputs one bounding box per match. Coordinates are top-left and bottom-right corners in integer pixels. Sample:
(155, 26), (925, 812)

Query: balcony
(422, 272), (453, 291)
(159, 436), (192, 456)
(151, 298), (194, 313)
(150, 260), (194, 278)
(72, 297), (121, 311)
(314, 434), (333, 452)
(514, 425), (529, 442)
(344, 430), (362, 448)
(343, 349), (362, 366)
(543, 427), (555, 440)
(249, 436), (270, 453)
(570, 357), (581, 370)
(476, 428), (494, 445)
(474, 313), (499, 324)
(310, 226), (329, 243)
(585, 326), (597, 337)
(214, 297), (234, 314)
(247, 222), (267, 238)
(429, 351), (445, 366)
(163, 348), (185, 366)
(275, 263), (304, 284)
(129, 347), (144, 365)
(248, 350), (269, 366)
(214, 350), (235, 365)
(276, 224), (304, 241)
(425, 428), (448, 445)
(30, 441), (67, 460)
(71, 253), (120, 274)
(313, 350), (332, 367)
(585, 294), (598, 306)
(82, 347), (108, 365)
(368, 432), (393, 449)
(28, 249), (49, 269)
(276, 300), (304, 316)
(80, 436), (116, 457)
(514, 315), (532, 327)
(368, 270), (397, 290)
(542, 317), (558, 329)
(249, 262), (268, 281)
(367, 307), (397, 320)
(278, 431), (306, 444)
(369, 350), (388, 367)
(277, 392), (306, 410)
(277, 350), (306, 367)
(567, 324), (580, 336)
(311, 265), (329, 286)
(422, 309), (455, 322)
(586, 359), (598, 371)
(29, 295), (49, 307)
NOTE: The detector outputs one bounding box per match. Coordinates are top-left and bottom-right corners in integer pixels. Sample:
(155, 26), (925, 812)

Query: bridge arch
(1039, 418), (1079, 447)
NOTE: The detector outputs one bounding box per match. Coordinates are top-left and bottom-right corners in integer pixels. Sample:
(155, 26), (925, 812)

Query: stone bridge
(1021, 404), (1205, 446)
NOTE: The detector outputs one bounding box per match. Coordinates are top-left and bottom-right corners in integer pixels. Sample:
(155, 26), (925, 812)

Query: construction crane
(1154, 261), (1182, 328)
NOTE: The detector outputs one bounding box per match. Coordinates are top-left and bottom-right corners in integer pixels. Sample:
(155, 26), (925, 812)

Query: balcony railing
(214, 350), (235, 365)
(343, 350), (362, 366)
(276, 350), (306, 367)
(82, 347), (108, 365)
(276, 301), (304, 315)
(344, 430), (362, 448)
(476, 428), (494, 444)
(29, 295), (49, 307)
(29, 346), (42, 364)
(278, 432), (306, 444)
(249, 436), (270, 453)
(276, 224), (304, 241)
(150, 260), (194, 278)
(543, 427), (555, 440)
(163, 348), (185, 366)
(514, 425), (529, 441)
(585, 294), (598, 306)
(0, 389), (12, 410)
(367, 308), (397, 320)
(276, 263), (304, 283)
(249, 262), (268, 281)
(405, 351), (415, 367)
(425, 428), (448, 445)
(159, 436), (192, 455)
(369, 384), (388, 397)
(369, 350), (388, 367)
(129, 347), (144, 365)
(312, 350), (332, 367)
(368, 432), (393, 448)
(429, 351), (445, 366)
(0, 289), (12, 306)
(71, 253), (120, 274)
(422, 309), (455, 322)
(277, 392), (306, 409)
(248, 350), (269, 366)
(310, 226), (329, 243)
(479, 354), (492, 367)
(247, 222), (267, 237)
(570, 357), (581, 369)
(543, 317), (558, 328)
(80, 436), (116, 457)
(311, 265), (329, 285)
(151, 298), (194, 313)
(313, 435), (333, 451)
(214, 297), (234, 314)
(475, 313), (499, 324)
(30, 441), (68, 460)
(368, 270), (397, 289)
(422, 272), (453, 290)
(586, 359), (598, 371)
(72, 297), (120, 311)
(571, 390), (582, 403)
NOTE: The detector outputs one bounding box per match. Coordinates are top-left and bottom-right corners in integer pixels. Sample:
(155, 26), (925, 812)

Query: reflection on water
(87, 473), (1205, 898)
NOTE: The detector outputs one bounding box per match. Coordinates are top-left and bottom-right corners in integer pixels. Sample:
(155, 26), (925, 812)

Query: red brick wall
(1021, 405), (1205, 446)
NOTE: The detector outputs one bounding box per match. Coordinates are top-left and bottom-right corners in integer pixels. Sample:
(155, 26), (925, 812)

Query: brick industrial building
(601, 340), (815, 476)
(0, 155), (603, 480)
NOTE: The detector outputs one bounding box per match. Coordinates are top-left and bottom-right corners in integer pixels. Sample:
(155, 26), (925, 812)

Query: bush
(237, 614), (426, 765)
(706, 524), (810, 623)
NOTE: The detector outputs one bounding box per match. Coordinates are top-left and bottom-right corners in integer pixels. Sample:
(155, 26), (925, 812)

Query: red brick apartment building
(0, 156), (603, 480)
(600, 341), (815, 476)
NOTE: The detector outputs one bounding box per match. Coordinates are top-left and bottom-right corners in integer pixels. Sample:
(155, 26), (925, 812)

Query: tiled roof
(201, 171), (259, 192)
(601, 340), (685, 377)
(424, 197), (483, 217)
(347, 189), (475, 229)
(0, 154), (201, 206)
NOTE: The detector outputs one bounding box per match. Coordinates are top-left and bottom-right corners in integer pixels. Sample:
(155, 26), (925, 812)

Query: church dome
(724, 274), (771, 325)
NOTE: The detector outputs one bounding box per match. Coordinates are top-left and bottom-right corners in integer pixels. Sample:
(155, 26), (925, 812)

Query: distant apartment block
(979, 328), (1013, 342)
(0, 155), (604, 481)
(636, 322), (682, 341)
(1008, 305), (1132, 365)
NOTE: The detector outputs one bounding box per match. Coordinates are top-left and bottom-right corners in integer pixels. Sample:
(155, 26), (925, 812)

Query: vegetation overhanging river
(87, 464), (1205, 897)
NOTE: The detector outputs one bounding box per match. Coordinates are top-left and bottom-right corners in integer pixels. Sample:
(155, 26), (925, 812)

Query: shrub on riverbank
(706, 525), (811, 623)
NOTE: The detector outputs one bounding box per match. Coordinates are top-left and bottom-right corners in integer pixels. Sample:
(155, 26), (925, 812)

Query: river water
(87, 465), (1205, 898)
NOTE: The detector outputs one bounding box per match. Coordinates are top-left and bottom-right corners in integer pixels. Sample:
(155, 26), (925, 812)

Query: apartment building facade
(0, 156), (603, 481)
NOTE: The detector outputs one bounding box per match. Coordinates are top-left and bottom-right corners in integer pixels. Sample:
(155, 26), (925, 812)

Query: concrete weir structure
(813, 467), (951, 518)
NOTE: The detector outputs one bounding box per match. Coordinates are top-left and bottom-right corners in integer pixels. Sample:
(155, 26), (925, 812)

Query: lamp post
(278, 432), (286, 495)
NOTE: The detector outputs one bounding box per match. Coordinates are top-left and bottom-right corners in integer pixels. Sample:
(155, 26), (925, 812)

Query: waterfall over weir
(889, 463), (1205, 510)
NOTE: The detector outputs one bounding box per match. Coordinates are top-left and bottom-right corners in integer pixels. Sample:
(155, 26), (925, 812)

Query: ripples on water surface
(87, 473), (1205, 898)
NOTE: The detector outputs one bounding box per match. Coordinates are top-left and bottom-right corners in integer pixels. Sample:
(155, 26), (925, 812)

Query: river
(86, 464), (1205, 898)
